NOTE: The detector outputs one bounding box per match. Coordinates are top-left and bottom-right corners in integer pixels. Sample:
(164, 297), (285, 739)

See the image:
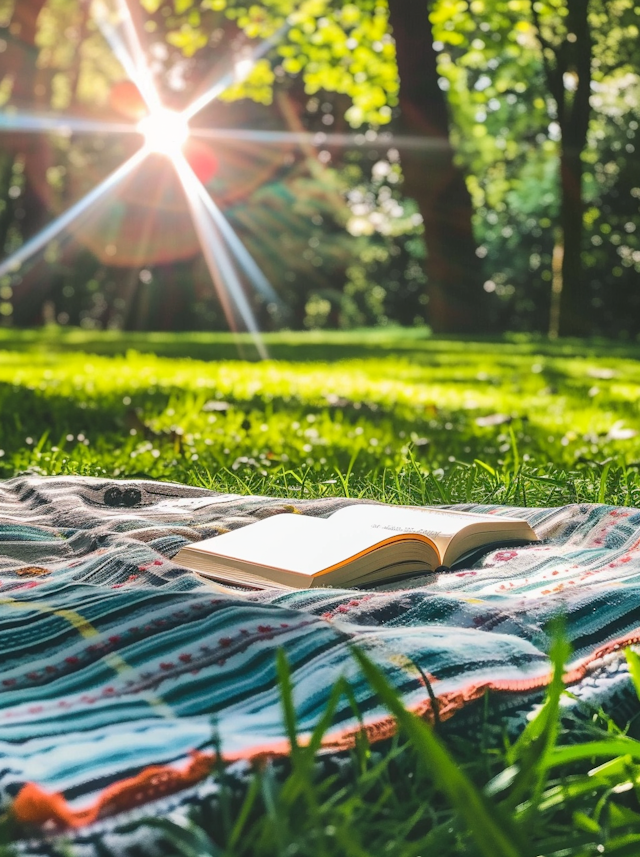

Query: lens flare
(0, 112), (135, 136)
(0, 148), (148, 280)
(138, 110), (190, 158)
(0, 0), (420, 355)
(174, 153), (269, 359)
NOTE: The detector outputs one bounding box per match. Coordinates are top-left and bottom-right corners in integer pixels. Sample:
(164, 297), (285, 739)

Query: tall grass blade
(351, 647), (524, 857)
(276, 649), (301, 761)
(227, 775), (261, 852)
(599, 461), (613, 505)
(625, 647), (640, 702)
(502, 622), (570, 811)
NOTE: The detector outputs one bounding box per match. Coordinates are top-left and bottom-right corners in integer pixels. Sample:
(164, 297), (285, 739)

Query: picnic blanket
(2, 475), (640, 853)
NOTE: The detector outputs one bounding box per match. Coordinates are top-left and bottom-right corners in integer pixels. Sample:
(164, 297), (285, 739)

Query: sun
(0, 0), (291, 359)
(137, 108), (190, 158)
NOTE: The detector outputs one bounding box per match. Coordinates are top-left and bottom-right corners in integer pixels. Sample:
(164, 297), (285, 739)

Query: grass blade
(625, 647), (640, 701)
(502, 623), (570, 811)
(351, 646), (524, 857)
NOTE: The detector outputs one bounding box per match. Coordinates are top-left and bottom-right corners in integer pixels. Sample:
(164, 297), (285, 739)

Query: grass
(3, 327), (640, 854)
(54, 643), (640, 857)
(2, 328), (640, 506)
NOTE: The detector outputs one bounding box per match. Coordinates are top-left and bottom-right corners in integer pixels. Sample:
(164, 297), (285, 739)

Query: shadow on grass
(2, 328), (640, 363)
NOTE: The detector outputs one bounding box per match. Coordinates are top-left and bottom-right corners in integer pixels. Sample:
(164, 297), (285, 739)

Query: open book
(173, 504), (538, 591)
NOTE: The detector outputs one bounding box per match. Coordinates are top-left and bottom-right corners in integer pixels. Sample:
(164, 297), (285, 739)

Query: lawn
(2, 328), (640, 507)
(3, 328), (640, 856)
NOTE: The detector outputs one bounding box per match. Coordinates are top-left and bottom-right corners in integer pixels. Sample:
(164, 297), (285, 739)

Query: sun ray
(92, 1), (153, 110)
(93, 0), (161, 113)
(0, 111), (136, 137)
(115, 0), (163, 110)
(186, 172), (279, 306)
(174, 154), (268, 359)
(0, 147), (148, 281)
(118, 171), (172, 325)
(183, 24), (289, 122)
(191, 128), (452, 151)
(1, 4), (313, 354)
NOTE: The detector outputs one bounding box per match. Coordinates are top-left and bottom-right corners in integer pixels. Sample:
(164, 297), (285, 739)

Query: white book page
(328, 504), (511, 559)
(185, 513), (423, 578)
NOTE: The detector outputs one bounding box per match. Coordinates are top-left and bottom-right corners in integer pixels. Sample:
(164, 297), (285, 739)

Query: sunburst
(0, 0), (439, 353)
(0, 0), (290, 355)
(138, 110), (190, 157)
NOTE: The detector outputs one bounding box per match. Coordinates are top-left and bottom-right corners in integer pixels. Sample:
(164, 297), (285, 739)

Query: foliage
(132, 0), (640, 334)
(2, 0), (640, 335)
(156, 0), (399, 128)
(0, 0), (640, 338)
(428, 0), (640, 334)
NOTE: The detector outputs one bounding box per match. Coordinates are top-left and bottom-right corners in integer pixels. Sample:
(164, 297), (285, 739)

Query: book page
(328, 504), (511, 562)
(185, 513), (436, 579)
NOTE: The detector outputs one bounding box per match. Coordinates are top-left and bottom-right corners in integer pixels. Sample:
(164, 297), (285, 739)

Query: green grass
(3, 328), (640, 855)
(24, 643), (640, 857)
(2, 329), (640, 505)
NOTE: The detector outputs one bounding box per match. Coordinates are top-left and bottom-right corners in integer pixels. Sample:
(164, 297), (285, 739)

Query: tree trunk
(533, 0), (592, 336)
(2, 0), (51, 325)
(386, 0), (486, 333)
(558, 147), (588, 335)
(557, 0), (592, 336)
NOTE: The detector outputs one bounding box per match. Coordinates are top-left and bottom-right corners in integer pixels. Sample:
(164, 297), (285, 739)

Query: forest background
(0, 0), (639, 340)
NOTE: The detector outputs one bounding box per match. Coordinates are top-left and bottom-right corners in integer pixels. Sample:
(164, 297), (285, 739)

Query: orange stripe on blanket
(12, 750), (216, 829)
(319, 627), (640, 754)
(13, 627), (640, 832)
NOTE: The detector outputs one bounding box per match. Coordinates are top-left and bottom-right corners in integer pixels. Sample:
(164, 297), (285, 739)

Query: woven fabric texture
(1, 475), (640, 852)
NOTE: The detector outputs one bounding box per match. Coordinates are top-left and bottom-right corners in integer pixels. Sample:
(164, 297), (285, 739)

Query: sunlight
(182, 23), (288, 122)
(234, 58), (255, 82)
(0, 147), (148, 280)
(189, 175), (280, 305)
(138, 109), (190, 158)
(93, 0), (160, 113)
(0, 0), (455, 350)
(192, 127), (454, 151)
(0, 112), (136, 136)
(174, 153), (269, 359)
(0, 0), (289, 353)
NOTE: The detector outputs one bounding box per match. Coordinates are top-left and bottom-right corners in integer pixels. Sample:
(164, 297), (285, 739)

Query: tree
(0, 0), (51, 323)
(530, 0), (640, 336)
(385, 0), (486, 332)
(428, 0), (640, 337)
(531, 0), (592, 336)
(162, 0), (491, 332)
(1, 0), (50, 241)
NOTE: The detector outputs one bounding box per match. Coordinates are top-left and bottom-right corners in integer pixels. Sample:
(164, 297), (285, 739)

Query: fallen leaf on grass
(607, 421), (638, 441)
(475, 413), (512, 427)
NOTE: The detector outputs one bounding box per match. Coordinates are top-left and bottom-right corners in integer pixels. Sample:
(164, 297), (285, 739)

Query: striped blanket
(2, 476), (640, 852)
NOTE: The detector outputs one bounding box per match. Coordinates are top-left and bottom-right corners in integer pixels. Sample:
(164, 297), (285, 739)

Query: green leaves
(166, 28), (208, 55)
(160, 0), (398, 126)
